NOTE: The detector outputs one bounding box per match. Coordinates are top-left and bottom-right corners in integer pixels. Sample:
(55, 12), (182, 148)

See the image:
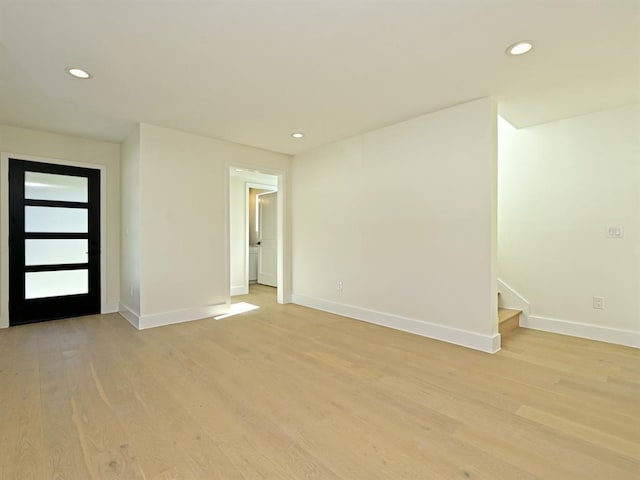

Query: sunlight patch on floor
(214, 302), (260, 320)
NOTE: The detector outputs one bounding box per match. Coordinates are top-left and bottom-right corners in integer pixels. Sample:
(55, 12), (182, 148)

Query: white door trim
(245, 182), (276, 293)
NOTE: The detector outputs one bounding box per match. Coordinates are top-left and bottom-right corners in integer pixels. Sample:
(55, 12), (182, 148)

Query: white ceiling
(0, 0), (638, 155)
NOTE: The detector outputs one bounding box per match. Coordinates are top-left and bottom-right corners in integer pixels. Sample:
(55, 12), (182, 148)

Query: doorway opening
(229, 167), (281, 302)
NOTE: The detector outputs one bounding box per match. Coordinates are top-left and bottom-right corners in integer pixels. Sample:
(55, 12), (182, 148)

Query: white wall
(498, 104), (640, 347)
(292, 98), (499, 352)
(0, 124), (120, 327)
(139, 124), (227, 319)
(120, 127), (141, 321)
(119, 123), (291, 328)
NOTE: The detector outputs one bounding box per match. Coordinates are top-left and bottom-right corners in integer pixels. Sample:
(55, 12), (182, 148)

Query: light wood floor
(1, 285), (638, 479)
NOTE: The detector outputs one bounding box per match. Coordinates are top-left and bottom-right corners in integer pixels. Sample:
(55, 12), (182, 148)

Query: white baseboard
(231, 285), (249, 296)
(292, 294), (500, 353)
(102, 300), (119, 314)
(497, 278), (530, 319)
(118, 303), (140, 329)
(119, 302), (229, 330)
(523, 315), (639, 348)
(137, 303), (229, 330)
(281, 291), (292, 304)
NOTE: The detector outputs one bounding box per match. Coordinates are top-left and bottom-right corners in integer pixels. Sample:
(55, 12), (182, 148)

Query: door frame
(230, 181), (276, 296)
(255, 189), (278, 288)
(246, 183), (276, 292)
(1, 152), (108, 328)
(225, 164), (290, 304)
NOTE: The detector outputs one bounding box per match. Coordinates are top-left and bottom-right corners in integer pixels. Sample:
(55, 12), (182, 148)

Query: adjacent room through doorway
(229, 167), (279, 299)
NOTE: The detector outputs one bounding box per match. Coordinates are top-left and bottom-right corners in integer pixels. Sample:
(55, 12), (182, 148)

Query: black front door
(9, 159), (101, 325)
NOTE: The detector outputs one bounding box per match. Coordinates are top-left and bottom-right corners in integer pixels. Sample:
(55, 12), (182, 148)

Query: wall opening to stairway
(496, 106), (640, 348)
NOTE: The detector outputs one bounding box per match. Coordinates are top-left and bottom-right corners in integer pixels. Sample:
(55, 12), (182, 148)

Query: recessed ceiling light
(291, 132), (304, 139)
(66, 67), (92, 79)
(506, 41), (533, 56)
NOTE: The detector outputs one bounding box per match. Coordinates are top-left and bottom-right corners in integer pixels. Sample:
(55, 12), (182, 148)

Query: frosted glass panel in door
(25, 239), (88, 266)
(25, 206), (88, 233)
(25, 172), (88, 202)
(25, 269), (88, 299)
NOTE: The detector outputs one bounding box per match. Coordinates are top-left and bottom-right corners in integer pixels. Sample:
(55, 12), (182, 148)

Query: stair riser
(499, 315), (520, 337)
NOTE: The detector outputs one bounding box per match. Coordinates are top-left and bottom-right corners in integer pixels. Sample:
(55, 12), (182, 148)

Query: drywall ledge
(292, 294), (500, 353)
(523, 315), (640, 348)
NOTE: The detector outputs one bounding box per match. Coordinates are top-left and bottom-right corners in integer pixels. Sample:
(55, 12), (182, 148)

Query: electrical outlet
(593, 296), (605, 309)
(607, 226), (624, 238)
(336, 281), (343, 292)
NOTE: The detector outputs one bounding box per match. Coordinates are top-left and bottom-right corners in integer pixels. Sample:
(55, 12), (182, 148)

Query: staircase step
(498, 308), (521, 337)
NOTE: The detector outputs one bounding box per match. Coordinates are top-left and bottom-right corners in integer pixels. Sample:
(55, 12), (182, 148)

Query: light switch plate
(607, 226), (624, 238)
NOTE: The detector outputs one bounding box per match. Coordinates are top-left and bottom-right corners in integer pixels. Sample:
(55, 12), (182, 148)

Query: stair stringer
(497, 278), (530, 325)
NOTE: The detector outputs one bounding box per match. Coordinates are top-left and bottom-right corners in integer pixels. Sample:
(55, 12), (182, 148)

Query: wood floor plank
(516, 404), (640, 461)
(0, 284), (638, 479)
(4, 356), (45, 480)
